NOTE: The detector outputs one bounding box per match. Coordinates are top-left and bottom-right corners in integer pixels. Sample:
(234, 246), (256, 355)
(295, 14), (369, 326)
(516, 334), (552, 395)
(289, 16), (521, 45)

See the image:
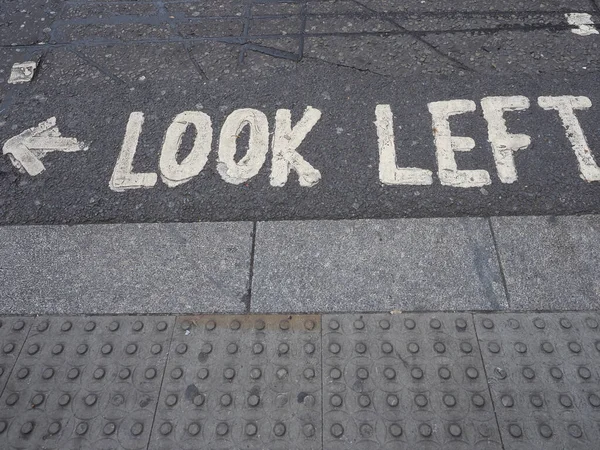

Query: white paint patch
(270, 106), (322, 187)
(427, 100), (491, 188)
(217, 108), (269, 184)
(481, 96), (531, 184)
(566, 13), (599, 36)
(539, 96), (600, 182)
(2, 117), (88, 176)
(159, 111), (213, 187)
(109, 112), (158, 192)
(8, 61), (37, 84)
(375, 104), (432, 185)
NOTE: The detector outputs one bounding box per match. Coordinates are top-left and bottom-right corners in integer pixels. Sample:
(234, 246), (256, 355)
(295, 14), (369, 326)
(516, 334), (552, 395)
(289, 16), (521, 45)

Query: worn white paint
(539, 96), (600, 182)
(271, 106), (322, 187)
(375, 104), (433, 185)
(8, 61), (37, 84)
(481, 96), (531, 184)
(95, 98), (600, 192)
(427, 100), (491, 188)
(566, 13), (599, 36)
(159, 111), (213, 187)
(217, 109), (269, 185)
(109, 112), (157, 192)
(2, 117), (88, 176)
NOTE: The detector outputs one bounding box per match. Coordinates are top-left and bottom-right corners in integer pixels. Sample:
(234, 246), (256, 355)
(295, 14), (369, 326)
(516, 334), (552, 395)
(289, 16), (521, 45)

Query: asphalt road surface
(1, 0), (600, 224)
(2, 6), (600, 449)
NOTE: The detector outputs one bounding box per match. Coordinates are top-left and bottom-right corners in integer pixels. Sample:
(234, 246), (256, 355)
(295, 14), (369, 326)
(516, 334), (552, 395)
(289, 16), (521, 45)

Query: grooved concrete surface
(0, 215), (597, 314)
(1, 312), (600, 450)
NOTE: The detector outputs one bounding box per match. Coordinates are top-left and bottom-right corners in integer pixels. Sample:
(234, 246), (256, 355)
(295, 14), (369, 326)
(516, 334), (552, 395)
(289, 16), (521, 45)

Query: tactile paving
(475, 312), (600, 450)
(4, 312), (600, 449)
(0, 316), (174, 450)
(0, 317), (32, 395)
(322, 313), (502, 449)
(150, 315), (321, 450)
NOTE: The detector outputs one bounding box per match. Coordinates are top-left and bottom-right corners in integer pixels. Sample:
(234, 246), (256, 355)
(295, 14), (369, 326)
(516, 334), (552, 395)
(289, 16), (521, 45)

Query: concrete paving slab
(0, 222), (253, 315)
(251, 218), (507, 313)
(491, 215), (600, 310)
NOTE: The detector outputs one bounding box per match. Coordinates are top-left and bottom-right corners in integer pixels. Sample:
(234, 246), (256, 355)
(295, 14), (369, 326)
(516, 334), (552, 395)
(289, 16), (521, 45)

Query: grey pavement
(0, 222), (253, 314)
(252, 218), (507, 312)
(492, 215), (600, 311)
(0, 214), (597, 315)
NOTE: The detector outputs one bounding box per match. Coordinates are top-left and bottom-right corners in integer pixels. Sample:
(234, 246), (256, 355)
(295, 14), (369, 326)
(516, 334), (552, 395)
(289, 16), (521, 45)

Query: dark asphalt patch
(0, 67), (599, 225)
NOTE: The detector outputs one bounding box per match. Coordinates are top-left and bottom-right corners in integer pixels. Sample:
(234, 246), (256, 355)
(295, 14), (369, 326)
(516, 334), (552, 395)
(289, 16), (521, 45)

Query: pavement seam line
(245, 221), (258, 313)
(47, 1), (67, 44)
(1, 22), (583, 52)
(298, 1), (308, 60)
(145, 316), (177, 450)
(487, 217), (511, 310)
(238, 0), (253, 64)
(320, 313), (325, 450)
(304, 55), (389, 77)
(471, 312), (506, 450)
(182, 43), (209, 80)
(0, 318), (33, 401)
(70, 49), (127, 85)
(349, 0), (475, 72)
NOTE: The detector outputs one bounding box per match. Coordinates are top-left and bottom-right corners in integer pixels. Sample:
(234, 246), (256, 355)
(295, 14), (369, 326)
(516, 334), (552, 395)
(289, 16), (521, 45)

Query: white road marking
(109, 112), (158, 192)
(2, 117), (87, 176)
(8, 61), (37, 84)
(159, 111), (213, 187)
(566, 13), (599, 36)
(539, 96), (600, 182)
(428, 99), (491, 188)
(217, 108), (270, 185)
(481, 96), (531, 184)
(99, 96), (599, 192)
(375, 104), (433, 185)
(271, 106), (322, 187)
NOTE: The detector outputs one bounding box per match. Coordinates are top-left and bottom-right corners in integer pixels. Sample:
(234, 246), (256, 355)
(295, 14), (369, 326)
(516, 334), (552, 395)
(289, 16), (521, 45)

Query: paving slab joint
(487, 217), (512, 309)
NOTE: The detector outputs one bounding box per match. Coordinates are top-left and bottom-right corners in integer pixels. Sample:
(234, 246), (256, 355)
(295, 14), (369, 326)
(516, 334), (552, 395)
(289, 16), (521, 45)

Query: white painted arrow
(2, 117), (88, 176)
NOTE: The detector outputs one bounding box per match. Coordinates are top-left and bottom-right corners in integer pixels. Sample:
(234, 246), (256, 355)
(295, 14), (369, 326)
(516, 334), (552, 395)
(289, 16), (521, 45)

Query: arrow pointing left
(2, 117), (88, 176)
